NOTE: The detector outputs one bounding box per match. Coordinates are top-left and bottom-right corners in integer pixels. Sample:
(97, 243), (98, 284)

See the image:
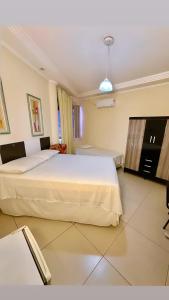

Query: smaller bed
(75, 145), (123, 168)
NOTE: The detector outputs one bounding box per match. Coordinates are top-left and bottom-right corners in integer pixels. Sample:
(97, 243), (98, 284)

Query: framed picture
(0, 78), (10, 134)
(27, 94), (44, 136)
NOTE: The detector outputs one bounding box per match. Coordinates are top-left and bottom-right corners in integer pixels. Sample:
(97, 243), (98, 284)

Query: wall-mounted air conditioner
(96, 98), (116, 109)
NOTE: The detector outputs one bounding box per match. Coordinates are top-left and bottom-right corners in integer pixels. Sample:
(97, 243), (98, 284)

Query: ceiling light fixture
(99, 35), (114, 93)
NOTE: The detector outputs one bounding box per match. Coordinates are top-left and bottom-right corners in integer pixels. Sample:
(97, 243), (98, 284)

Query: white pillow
(0, 156), (45, 174)
(31, 149), (59, 160)
(80, 144), (92, 149)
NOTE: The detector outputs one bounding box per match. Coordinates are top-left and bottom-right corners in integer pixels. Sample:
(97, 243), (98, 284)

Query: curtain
(73, 105), (80, 138)
(57, 87), (73, 154)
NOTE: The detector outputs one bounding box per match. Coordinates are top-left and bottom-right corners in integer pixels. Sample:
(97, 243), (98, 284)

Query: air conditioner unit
(96, 98), (116, 109)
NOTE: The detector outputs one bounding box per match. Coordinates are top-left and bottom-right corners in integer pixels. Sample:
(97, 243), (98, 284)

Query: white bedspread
(0, 154), (122, 226)
(75, 147), (123, 168)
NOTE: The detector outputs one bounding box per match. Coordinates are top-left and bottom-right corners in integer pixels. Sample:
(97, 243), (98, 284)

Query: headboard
(0, 141), (26, 164)
(40, 137), (50, 150)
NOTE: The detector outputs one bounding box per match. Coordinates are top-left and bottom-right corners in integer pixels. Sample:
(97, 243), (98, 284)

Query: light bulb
(99, 78), (113, 93)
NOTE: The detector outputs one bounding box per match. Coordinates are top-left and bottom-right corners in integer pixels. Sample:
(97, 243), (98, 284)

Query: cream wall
(0, 46), (51, 156)
(82, 83), (169, 155)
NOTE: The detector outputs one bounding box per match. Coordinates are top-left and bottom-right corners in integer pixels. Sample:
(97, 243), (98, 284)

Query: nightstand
(50, 144), (67, 154)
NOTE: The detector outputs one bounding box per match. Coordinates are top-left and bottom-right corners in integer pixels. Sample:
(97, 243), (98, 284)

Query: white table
(0, 226), (51, 285)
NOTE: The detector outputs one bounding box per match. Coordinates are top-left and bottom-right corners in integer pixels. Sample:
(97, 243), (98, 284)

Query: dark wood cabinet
(124, 117), (169, 183)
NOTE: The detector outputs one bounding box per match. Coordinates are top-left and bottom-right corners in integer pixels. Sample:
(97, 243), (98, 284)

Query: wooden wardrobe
(124, 116), (169, 183)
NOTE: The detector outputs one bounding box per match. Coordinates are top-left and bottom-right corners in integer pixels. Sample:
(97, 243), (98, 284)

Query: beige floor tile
(0, 214), (17, 238)
(14, 216), (72, 249)
(118, 169), (150, 189)
(75, 220), (125, 255)
(129, 186), (169, 252)
(84, 257), (130, 285)
(42, 226), (102, 285)
(118, 169), (157, 192)
(118, 170), (155, 224)
(105, 225), (169, 285)
(121, 184), (151, 223)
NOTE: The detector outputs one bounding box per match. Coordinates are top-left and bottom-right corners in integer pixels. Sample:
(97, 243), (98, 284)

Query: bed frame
(0, 142), (26, 164)
(0, 137), (51, 164)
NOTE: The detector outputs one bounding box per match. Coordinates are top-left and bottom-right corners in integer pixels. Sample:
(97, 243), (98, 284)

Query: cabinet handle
(153, 136), (156, 143)
(149, 136), (152, 143)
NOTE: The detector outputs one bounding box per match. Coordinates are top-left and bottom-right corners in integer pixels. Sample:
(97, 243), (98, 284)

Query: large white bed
(0, 151), (122, 227)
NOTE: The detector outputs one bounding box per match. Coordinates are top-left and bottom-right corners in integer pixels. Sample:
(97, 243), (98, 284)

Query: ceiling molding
(77, 71), (169, 98)
(49, 80), (58, 85)
(1, 41), (49, 81)
(6, 26), (78, 96)
(116, 80), (169, 94)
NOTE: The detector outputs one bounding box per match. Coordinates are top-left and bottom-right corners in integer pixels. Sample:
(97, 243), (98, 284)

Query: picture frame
(0, 77), (10, 134)
(27, 94), (44, 136)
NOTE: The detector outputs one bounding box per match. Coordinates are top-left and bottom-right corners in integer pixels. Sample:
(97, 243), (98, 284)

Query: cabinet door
(139, 119), (167, 178)
(124, 119), (146, 171)
(142, 119), (166, 147)
(156, 120), (169, 180)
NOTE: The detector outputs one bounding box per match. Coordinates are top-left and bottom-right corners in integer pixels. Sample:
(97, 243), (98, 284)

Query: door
(124, 119), (146, 171)
(139, 119), (167, 178)
(142, 119), (166, 147)
(156, 120), (169, 180)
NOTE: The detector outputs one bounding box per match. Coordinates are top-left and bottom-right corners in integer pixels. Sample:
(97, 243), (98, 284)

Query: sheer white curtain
(57, 87), (73, 154)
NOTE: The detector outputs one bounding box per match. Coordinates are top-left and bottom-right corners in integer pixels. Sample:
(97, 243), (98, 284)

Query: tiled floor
(0, 169), (169, 285)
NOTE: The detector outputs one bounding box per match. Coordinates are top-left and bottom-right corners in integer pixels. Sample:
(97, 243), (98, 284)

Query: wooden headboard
(40, 137), (50, 150)
(0, 141), (26, 164)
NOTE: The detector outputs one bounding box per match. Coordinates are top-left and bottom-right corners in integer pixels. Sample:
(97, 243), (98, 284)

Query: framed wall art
(0, 78), (10, 134)
(27, 94), (44, 136)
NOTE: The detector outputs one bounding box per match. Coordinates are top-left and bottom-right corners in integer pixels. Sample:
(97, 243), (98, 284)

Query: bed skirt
(0, 197), (121, 227)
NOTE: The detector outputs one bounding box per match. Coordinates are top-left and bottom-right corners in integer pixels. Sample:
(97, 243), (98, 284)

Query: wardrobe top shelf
(129, 116), (169, 120)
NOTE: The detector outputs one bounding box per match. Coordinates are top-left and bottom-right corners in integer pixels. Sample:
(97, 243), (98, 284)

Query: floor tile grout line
(82, 256), (104, 285)
(165, 264), (169, 285)
(101, 222), (128, 255)
(74, 224), (104, 256)
(126, 222), (169, 254)
(74, 219), (129, 257)
(41, 223), (74, 251)
(121, 179), (169, 254)
(103, 256), (133, 286)
(13, 217), (74, 251)
(122, 189), (153, 225)
(74, 222), (127, 258)
(13, 216), (19, 229)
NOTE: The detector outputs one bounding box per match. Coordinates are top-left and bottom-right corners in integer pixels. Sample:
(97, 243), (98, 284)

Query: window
(57, 103), (62, 144)
(73, 105), (81, 139)
(57, 103), (83, 142)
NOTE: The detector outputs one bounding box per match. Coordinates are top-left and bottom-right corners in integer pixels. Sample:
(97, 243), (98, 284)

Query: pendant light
(99, 35), (114, 93)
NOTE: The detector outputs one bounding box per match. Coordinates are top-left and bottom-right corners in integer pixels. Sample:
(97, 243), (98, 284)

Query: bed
(0, 140), (122, 227)
(75, 145), (123, 168)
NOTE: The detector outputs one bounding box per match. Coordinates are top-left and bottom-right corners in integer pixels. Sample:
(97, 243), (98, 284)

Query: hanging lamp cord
(106, 44), (110, 79)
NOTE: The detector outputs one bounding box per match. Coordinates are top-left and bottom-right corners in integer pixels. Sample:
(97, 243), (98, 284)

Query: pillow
(0, 156), (45, 174)
(31, 149), (59, 160)
(80, 145), (93, 149)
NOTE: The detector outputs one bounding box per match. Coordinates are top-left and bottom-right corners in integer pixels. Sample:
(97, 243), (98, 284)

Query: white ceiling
(1, 26), (169, 96)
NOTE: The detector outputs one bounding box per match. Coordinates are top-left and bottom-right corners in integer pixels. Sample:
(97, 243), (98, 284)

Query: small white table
(0, 226), (51, 285)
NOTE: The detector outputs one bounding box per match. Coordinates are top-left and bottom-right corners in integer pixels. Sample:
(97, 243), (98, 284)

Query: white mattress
(75, 147), (123, 168)
(0, 154), (122, 227)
